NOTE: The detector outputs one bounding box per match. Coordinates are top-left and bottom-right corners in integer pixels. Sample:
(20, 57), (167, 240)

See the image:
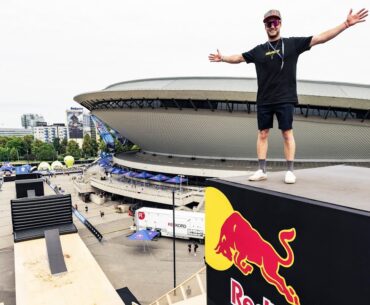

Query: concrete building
(21, 114), (46, 129)
(0, 128), (33, 137)
(33, 124), (68, 143)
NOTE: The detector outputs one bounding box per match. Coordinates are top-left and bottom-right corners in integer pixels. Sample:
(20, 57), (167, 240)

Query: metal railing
(149, 266), (206, 305)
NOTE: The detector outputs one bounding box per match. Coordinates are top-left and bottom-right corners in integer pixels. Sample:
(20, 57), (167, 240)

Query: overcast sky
(0, 0), (369, 128)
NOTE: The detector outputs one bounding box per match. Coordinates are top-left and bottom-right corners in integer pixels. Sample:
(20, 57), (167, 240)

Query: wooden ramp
(14, 233), (125, 305)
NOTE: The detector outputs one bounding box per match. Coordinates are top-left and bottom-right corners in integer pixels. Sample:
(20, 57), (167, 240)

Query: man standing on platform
(209, 9), (367, 184)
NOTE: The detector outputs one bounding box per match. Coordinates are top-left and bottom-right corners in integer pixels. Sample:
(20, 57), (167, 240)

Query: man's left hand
(346, 8), (368, 27)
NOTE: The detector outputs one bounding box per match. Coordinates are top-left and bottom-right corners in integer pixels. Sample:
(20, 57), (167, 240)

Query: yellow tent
(64, 156), (75, 168)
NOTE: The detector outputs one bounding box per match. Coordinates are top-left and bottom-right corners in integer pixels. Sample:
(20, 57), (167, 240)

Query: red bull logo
(231, 278), (274, 305)
(205, 187), (300, 305)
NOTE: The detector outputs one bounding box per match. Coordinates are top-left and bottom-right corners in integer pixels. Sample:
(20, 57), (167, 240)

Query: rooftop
(74, 76), (370, 111)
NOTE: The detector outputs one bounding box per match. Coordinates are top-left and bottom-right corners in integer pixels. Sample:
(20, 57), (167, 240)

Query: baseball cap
(263, 9), (281, 22)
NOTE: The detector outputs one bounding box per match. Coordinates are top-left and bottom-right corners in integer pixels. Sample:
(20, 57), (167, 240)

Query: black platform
(223, 165), (370, 212)
(206, 165), (370, 305)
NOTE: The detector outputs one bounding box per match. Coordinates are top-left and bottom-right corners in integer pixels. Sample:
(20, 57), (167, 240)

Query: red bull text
(216, 211), (300, 305)
(231, 278), (274, 305)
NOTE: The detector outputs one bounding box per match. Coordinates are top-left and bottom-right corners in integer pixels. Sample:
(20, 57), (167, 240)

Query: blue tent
(135, 171), (153, 179)
(124, 171), (137, 177)
(15, 165), (31, 175)
(149, 174), (171, 182)
(111, 167), (122, 174)
(118, 168), (128, 174)
(128, 229), (159, 241)
(100, 152), (113, 159)
(99, 160), (111, 167)
(0, 165), (14, 172)
(1, 163), (15, 170)
(165, 175), (188, 184)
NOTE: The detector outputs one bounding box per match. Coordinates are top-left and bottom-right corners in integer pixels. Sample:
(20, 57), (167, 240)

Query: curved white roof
(74, 76), (370, 110)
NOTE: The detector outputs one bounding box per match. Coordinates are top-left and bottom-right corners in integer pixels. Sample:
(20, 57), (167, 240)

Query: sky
(0, 0), (369, 128)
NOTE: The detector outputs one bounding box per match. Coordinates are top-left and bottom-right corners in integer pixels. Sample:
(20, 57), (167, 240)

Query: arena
(74, 77), (370, 165)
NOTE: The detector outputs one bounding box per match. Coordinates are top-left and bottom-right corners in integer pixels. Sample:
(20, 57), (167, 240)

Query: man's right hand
(208, 49), (223, 62)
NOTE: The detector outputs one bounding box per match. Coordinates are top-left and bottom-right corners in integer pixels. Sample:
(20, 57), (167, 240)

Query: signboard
(66, 109), (83, 139)
(205, 181), (370, 305)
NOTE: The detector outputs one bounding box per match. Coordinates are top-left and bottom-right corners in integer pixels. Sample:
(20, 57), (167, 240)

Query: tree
(99, 140), (108, 153)
(0, 147), (10, 161)
(0, 136), (9, 147)
(23, 135), (34, 160)
(6, 137), (24, 156)
(66, 140), (81, 160)
(82, 134), (93, 158)
(60, 138), (68, 155)
(91, 139), (99, 157)
(31, 139), (44, 156)
(9, 147), (19, 161)
(35, 143), (57, 161)
(114, 139), (124, 154)
(52, 138), (61, 155)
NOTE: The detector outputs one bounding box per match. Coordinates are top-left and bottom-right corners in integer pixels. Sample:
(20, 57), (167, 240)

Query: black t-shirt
(242, 36), (312, 105)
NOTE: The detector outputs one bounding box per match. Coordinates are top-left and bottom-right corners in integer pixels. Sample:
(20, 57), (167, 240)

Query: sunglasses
(264, 19), (281, 28)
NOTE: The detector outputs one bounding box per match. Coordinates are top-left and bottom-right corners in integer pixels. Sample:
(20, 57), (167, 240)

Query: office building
(33, 124), (68, 143)
(21, 114), (46, 129)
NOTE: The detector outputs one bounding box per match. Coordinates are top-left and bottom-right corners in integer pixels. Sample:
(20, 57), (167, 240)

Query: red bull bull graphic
(206, 187), (299, 305)
(216, 211), (299, 305)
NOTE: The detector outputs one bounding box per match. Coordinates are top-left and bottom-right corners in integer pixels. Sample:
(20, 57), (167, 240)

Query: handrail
(149, 266), (206, 305)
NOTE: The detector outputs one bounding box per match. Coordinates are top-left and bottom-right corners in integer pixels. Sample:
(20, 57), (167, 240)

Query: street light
(179, 174), (185, 193)
(172, 190), (176, 292)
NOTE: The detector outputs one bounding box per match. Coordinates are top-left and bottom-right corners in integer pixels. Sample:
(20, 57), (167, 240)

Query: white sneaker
(284, 171), (296, 184)
(248, 169), (267, 181)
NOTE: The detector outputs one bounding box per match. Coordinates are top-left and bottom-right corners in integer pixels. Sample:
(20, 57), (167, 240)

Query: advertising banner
(67, 109), (83, 139)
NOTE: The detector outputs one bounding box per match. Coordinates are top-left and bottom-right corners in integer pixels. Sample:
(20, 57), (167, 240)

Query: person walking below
(85, 205), (88, 213)
(209, 8), (367, 184)
(194, 243), (198, 256)
(188, 243), (192, 255)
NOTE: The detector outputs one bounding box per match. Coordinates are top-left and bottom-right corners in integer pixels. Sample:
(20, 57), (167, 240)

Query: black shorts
(257, 103), (295, 131)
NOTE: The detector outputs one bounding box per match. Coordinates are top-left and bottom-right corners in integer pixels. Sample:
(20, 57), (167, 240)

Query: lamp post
(172, 190), (176, 293)
(179, 174), (185, 193)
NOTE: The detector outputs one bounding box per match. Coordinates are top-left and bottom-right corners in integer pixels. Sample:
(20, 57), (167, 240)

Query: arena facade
(75, 76), (370, 163)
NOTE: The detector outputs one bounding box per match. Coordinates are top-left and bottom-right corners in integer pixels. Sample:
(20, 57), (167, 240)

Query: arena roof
(74, 77), (370, 111)
(73, 77), (370, 161)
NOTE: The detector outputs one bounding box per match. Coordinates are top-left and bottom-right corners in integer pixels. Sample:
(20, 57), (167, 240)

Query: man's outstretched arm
(310, 8), (368, 47)
(208, 49), (245, 64)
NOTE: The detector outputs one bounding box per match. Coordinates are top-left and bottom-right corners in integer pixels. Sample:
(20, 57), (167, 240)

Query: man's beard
(267, 30), (280, 40)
